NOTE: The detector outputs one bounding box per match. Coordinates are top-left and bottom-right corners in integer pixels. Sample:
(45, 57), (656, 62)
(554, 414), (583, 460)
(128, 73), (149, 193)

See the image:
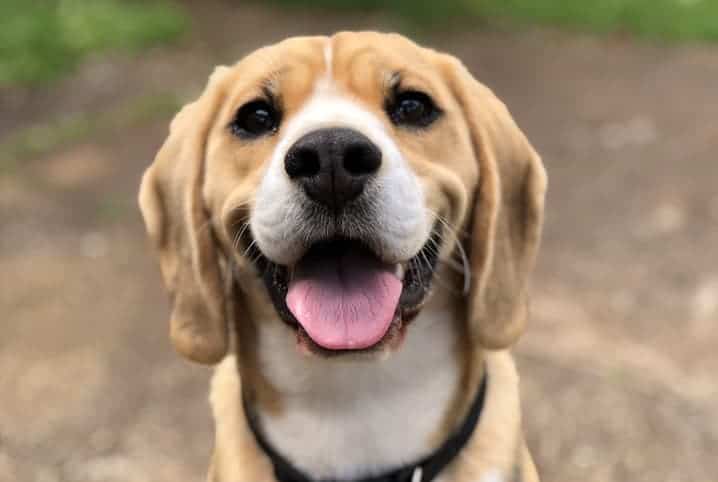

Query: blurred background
(1, 1), (717, 481)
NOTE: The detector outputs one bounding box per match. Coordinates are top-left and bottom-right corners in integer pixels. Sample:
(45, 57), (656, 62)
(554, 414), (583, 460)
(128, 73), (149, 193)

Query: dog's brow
(260, 70), (284, 91)
(388, 71), (403, 89)
(261, 85), (279, 104)
(393, 71), (436, 95)
(380, 71), (402, 98)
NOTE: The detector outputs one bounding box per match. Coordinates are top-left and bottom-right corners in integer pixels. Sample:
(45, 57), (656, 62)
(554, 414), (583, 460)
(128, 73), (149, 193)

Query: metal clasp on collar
(411, 467), (423, 482)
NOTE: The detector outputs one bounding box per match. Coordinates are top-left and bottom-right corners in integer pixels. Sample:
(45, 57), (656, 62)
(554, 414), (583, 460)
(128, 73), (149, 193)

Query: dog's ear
(138, 67), (231, 364)
(440, 56), (547, 349)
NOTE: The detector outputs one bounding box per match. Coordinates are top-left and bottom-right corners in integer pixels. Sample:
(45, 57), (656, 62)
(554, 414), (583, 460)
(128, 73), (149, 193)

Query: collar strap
(242, 374), (488, 482)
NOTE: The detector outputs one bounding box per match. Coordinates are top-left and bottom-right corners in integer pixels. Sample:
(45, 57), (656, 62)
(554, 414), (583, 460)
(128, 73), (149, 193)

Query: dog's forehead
(226, 32), (437, 103)
(330, 31), (433, 69)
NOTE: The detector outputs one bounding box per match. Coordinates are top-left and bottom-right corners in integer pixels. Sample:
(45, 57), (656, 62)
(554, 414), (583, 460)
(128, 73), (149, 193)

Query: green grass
(0, 92), (182, 172)
(267, 0), (718, 42)
(472, 0), (718, 42)
(0, 0), (187, 87)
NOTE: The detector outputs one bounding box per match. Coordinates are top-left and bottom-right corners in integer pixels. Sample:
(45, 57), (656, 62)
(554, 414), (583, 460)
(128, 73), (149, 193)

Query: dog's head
(139, 32), (546, 364)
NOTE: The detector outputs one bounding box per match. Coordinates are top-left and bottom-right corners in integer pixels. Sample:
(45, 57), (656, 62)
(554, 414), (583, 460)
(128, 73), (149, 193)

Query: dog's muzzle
(240, 127), (439, 355)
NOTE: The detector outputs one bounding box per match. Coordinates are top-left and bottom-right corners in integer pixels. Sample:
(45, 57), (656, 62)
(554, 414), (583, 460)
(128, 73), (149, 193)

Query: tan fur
(139, 32), (546, 482)
(139, 66), (232, 363)
(437, 56), (547, 350)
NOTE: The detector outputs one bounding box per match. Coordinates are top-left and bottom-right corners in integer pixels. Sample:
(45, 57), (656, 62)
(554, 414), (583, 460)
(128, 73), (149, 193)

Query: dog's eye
(230, 100), (279, 138)
(387, 91), (440, 128)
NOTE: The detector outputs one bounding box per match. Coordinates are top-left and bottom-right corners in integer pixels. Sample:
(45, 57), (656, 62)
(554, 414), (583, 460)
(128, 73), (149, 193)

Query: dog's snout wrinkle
(285, 128), (381, 211)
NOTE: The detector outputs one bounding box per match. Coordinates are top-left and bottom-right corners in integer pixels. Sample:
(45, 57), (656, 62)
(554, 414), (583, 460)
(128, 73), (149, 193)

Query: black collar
(242, 374), (488, 482)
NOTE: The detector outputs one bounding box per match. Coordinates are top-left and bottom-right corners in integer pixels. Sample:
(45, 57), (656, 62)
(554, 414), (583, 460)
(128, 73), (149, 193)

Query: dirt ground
(2, 3), (716, 481)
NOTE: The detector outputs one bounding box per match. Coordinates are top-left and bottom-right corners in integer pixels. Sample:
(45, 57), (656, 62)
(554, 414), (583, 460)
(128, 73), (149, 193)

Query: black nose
(284, 128), (381, 210)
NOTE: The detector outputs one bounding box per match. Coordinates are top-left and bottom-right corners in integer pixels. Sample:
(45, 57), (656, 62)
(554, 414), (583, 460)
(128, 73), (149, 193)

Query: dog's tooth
(395, 264), (405, 280)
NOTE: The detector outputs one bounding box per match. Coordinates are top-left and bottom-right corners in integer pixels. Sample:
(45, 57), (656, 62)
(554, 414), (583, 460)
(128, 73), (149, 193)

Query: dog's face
(139, 32), (546, 364)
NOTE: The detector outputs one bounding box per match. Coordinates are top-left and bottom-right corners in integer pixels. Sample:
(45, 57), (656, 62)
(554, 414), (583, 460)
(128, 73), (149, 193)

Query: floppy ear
(138, 67), (231, 364)
(441, 57), (547, 349)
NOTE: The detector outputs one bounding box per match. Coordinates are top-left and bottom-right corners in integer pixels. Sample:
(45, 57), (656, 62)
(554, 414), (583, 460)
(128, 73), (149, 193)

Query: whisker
(233, 222), (251, 251)
(242, 238), (257, 259)
(422, 240), (468, 286)
(425, 209), (471, 295)
(410, 256), (423, 288)
(424, 258), (458, 296)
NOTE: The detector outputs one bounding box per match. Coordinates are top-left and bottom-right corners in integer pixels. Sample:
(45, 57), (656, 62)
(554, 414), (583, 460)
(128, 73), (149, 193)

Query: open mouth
(244, 224), (442, 355)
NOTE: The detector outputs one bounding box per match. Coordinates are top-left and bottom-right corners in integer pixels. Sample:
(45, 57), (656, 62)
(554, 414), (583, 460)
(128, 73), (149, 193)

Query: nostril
(285, 147), (321, 179)
(343, 142), (382, 177)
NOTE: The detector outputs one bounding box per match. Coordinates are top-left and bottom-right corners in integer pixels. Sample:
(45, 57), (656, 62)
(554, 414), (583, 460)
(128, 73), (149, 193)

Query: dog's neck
(242, 282), (477, 481)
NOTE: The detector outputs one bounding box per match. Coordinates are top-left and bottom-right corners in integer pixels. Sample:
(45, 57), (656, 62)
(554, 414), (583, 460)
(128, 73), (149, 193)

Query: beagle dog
(139, 32), (546, 482)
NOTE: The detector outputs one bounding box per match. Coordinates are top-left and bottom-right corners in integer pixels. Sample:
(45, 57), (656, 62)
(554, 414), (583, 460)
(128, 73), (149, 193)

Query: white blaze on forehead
(323, 38), (333, 79)
(313, 38), (334, 94)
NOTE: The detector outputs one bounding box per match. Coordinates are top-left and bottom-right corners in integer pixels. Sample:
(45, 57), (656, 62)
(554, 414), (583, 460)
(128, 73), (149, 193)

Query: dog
(139, 32), (546, 482)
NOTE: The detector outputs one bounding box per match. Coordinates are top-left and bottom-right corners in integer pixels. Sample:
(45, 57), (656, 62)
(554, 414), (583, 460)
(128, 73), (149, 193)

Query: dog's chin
(241, 224), (442, 358)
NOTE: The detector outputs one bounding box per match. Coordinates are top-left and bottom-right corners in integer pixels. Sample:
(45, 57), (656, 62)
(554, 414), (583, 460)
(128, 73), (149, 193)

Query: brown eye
(230, 100), (279, 138)
(387, 91), (440, 128)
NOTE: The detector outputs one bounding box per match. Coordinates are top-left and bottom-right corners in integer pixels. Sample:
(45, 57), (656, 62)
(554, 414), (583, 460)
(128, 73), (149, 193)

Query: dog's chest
(254, 307), (462, 480)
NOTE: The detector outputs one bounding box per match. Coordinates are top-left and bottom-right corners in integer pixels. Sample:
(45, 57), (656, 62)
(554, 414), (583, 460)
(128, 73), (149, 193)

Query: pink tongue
(286, 248), (402, 350)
